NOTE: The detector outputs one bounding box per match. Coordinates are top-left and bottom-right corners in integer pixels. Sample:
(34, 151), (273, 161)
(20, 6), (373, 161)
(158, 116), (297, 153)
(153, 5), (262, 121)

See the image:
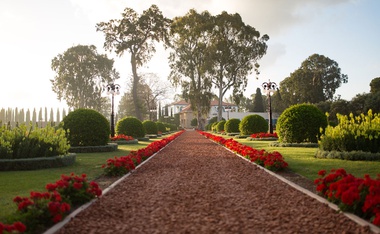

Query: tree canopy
(252, 88), (265, 112)
(279, 54), (348, 107)
(370, 77), (380, 93)
(208, 11), (269, 120)
(50, 45), (117, 110)
(96, 5), (171, 120)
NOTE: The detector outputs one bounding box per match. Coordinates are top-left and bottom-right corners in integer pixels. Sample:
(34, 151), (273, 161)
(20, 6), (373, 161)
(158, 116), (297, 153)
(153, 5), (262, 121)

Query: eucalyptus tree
(51, 45), (118, 110)
(208, 12), (269, 121)
(96, 5), (171, 120)
(279, 54), (348, 107)
(168, 9), (214, 130)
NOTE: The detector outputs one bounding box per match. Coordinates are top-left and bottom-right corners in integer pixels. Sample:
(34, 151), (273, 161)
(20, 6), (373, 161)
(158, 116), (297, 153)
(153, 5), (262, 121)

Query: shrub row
(0, 124), (70, 159)
(1, 173), (101, 233)
(198, 131), (288, 171)
(0, 154), (76, 171)
(315, 149), (380, 161)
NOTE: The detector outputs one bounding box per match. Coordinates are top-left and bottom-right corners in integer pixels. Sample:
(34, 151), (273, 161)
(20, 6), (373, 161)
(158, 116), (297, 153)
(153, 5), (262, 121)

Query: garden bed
(54, 131), (375, 233)
(0, 154), (76, 171)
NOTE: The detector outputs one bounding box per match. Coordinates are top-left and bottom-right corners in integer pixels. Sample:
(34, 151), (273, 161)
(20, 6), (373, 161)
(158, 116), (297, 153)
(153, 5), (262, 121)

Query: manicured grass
(234, 138), (380, 180)
(0, 141), (152, 222)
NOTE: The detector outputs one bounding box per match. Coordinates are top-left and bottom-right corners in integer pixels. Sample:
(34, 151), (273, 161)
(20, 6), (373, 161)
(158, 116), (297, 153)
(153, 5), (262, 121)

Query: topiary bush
(216, 120), (226, 132)
(143, 120), (158, 135)
(156, 122), (166, 133)
(116, 117), (145, 138)
(61, 109), (110, 147)
(225, 118), (241, 133)
(239, 115), (268, 135)
(277, 103), (327, 143)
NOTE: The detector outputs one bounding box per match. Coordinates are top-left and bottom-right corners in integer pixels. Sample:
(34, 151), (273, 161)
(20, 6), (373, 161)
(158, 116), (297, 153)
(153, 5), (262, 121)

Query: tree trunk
(217, 76), (224, 121)
(131, 53), (142, 120)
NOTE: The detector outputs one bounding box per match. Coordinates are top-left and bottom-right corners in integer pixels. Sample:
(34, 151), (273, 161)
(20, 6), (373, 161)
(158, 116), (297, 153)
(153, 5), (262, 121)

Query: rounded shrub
(143, 120), (158, 135)
(225, 118), (241, 133)
(211, 122), (219, 132)
(156, 122), (166, 133)
(216, 120), (226, 132)
(277, 103), (328, 143)
(239, 114), (268, 135)
(116, 117), (145, 138)
(62, 108), (110, 146)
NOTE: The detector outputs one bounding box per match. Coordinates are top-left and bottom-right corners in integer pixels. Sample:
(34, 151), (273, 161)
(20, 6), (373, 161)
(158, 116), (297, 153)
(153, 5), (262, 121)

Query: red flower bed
(103, 131), (184, 176)
(0, 173), (102, 234)
(110, 134), (134, 141)
(315, 168), (380, 226)
(250, 132), (278, 139)
(198, 131), (288, 171)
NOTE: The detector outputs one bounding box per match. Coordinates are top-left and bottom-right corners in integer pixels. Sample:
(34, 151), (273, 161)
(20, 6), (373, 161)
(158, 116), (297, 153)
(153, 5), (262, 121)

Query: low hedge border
(111, 139), (139, 145)
(315, 149), (380, 161)
(247, 137), (278, 141)
(269, 142), (319, 148)
(69, 143), (118, 153)
(226, 132), (240, 136)
(234, 135), (250, 139)
(0, 154), (76, 171)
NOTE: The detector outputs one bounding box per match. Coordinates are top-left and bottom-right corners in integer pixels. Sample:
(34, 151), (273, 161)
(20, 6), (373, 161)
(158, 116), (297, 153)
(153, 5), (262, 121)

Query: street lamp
(106, 83), (120, 137)
(262, 80), (278, 134)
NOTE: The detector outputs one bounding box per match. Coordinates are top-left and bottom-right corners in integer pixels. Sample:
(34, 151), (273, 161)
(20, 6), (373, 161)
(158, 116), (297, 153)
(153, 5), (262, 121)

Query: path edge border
(43, 134), (181, 234)
(214, 140), (380, 234)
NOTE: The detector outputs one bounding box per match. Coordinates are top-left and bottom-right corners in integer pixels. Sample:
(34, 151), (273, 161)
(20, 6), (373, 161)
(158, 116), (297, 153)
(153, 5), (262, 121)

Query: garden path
(55, 130), (372, 233)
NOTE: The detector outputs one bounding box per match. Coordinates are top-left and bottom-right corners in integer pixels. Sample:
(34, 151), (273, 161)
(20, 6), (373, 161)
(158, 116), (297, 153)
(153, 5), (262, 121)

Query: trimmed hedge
(225, 118), (241, 133)
(61, 109), (110, 146)
(143, 120), (158, 135)
(116, 117), (145, 138)
(156, 122), (166, 133)
(239, 115), (268, 135)
(216, 120), (226, 132)
(315, 149), (380, 161)
(277, 103), (327, 143)
(69, 143), (118, 153)
(0, 154), (76, 171)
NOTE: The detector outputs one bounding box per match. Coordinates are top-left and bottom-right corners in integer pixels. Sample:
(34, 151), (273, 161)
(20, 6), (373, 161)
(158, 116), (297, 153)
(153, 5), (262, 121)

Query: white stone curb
(210, 138), (380, 234)
(43, 135), (181, 234)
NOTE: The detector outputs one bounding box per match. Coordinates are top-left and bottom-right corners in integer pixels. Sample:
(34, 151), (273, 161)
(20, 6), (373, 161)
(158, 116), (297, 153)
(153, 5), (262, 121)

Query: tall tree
(252, 88), (265, 112)
(168, 9), (214, 130)
(51, 45), (118, 110)
(279, 54), (348, 107)
(208, 12), (269, 120)
(96, 5), (171, 120)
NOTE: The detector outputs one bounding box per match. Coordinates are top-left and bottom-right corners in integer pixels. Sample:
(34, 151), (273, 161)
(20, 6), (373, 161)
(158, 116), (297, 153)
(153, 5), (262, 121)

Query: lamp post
(262, 80), (278, 134)
(106, 83), (120, 137)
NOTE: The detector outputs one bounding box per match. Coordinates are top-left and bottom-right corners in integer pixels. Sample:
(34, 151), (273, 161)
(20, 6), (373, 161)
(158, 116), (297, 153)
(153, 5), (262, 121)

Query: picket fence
(0, 107), (72, 128)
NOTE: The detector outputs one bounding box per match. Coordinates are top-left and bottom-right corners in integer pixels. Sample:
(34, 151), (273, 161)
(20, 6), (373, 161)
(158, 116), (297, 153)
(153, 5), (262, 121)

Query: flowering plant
(110, 134), (134, 141)
(0, 221), (26, 234)
(46, 173), (102, 207)
(12, 190), (71, 232)
(198, 131), (288, 171)
(250, 132), (278, 139)
(103, 131), (184, 176)
(315, 168), (380, 226)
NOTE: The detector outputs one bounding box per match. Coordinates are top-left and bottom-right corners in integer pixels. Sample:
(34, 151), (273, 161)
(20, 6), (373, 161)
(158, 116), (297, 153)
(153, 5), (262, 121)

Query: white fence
(0, 107), (72, 128)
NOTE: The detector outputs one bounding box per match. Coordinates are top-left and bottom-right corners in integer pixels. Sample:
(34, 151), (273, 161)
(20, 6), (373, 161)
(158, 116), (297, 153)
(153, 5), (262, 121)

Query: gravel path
(56, 130), (372, 233)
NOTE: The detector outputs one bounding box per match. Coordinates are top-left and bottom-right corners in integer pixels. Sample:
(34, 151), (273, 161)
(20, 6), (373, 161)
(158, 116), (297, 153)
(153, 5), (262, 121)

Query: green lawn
(0, 141), (152, 222)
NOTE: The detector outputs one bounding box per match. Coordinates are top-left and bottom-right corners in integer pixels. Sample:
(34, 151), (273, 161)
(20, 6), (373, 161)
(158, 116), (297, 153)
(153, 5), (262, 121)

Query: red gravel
(56, 130), (373, 233)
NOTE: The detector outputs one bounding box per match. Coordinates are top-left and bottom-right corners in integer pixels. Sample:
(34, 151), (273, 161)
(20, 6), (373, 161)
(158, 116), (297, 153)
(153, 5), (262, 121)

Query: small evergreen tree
(253, 88), (265, 112)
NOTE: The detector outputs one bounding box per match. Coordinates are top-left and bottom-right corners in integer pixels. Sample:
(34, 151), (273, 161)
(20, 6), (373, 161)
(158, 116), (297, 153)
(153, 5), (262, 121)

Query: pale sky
(0, 0), (379, 110)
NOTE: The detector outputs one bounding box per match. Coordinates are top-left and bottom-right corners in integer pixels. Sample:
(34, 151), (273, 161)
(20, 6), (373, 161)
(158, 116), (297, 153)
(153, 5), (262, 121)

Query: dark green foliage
(62, 109), (110, 146)
(315, 149), (380, 161)
(143, 120), (158, 134)
(216, 120), (226, 132)
(0, 154), (76, 171)
(225, 118), (241, 133)
(239, 115), (268, 135)
(116, 117), (145, 138)
(277, 104), (327, 143)
(253, 88), (265, 112)
(156, 122), (166, 133)
(190, 118), (198, 127)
